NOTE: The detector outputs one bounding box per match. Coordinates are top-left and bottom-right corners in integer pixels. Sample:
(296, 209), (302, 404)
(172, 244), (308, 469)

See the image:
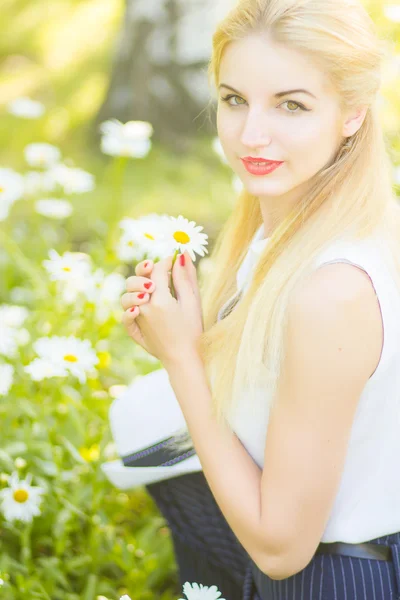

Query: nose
(240, 109), (272, 150)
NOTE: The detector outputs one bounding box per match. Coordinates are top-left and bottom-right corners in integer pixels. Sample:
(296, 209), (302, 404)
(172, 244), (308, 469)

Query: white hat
(101, 368), (202, 490)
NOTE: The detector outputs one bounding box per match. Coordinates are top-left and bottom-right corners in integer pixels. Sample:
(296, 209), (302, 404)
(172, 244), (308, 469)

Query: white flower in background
(384, 4), (400, 22)
(179, 582), (225, 600)
(0, 364), (14, 396)
(0, 168), (25, 221)
(0, 472), (45, 523)
(43, 249), (91, 283)
(0, 305), (30, 358)
(116, 233), (147, 262)
(24, 336), (99, 384)
(7, 97), (45, 119)
(118, 214), (169, 259)
(162, 215), (208, 262)
(232, 175), (244, 194)
(48, 164), (95, 194)
(43, 249), (93, 304)
(35, 199), (73, 219)
(120, 596), (132, 600)
(84, 269), (126, 323)
(100, 119), (154, 158)
(24, 170), (58, 196)
(24, 143), (61, 169)
(212, 137), (229, 165)
(0, 305), (29, 327)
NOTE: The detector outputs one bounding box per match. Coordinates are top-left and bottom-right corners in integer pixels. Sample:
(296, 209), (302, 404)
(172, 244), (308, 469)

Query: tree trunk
(95, 0), (218, 153)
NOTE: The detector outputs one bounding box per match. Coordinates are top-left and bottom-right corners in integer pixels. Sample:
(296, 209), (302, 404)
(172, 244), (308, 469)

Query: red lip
(240, 158), (284, 176)
(242, 156), (282, 163)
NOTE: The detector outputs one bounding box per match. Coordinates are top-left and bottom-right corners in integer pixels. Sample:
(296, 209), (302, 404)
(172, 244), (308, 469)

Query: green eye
(221, 94), (246, 106)
(286, 101), (300, 111)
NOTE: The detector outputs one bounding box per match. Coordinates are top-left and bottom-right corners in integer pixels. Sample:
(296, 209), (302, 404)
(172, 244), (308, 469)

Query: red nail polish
(137, 292), (146, 299)
(179, 254), (185, 266)
(130, 306), (137, 313)
(144, 262), (149, 268)
(144, 282), (152, 290)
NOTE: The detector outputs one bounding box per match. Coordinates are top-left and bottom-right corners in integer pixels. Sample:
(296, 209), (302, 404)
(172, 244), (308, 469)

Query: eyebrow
(218, 84), (317, 99)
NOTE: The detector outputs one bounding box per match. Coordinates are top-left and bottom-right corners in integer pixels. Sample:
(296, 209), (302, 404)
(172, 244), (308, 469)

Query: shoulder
(286, 262), (383, 381)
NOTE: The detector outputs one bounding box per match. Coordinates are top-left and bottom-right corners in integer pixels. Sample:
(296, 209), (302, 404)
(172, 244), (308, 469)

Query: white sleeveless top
(220, 224), (400, 543)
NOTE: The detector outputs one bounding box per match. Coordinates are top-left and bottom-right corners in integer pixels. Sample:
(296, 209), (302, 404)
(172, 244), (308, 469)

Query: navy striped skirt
(242, 531), (400, 600)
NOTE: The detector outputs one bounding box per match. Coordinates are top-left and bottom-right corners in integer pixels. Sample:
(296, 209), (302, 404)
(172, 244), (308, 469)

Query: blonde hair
(168, 0), (400, 454)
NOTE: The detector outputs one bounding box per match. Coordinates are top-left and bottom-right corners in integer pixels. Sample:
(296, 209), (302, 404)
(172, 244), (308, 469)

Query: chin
(244, 180), (288, 196)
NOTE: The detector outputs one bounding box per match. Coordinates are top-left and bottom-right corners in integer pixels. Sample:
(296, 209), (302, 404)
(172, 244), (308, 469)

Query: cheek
(280, 119), (338, 170)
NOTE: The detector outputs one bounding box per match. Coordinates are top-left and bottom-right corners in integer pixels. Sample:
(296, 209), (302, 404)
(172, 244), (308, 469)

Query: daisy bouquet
(116, 213), (209, 297)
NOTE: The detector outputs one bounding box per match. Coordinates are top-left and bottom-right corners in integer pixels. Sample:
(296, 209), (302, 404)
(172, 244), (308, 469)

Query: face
(217, 33), (348, 206)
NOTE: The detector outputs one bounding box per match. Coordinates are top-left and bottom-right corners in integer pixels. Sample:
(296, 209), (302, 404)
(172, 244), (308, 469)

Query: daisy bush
(0, 93), (213, 600)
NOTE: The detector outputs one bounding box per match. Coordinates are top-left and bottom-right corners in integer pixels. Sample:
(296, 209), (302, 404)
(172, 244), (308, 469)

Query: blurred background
(0, 1), (399, 599)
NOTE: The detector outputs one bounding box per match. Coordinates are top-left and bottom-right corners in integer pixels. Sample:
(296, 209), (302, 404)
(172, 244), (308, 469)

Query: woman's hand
(121, 251), (204, 366)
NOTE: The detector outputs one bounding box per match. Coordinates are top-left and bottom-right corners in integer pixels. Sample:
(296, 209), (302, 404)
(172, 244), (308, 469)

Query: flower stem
(1, 228), (49, 299)
(170, 248), (180, 299)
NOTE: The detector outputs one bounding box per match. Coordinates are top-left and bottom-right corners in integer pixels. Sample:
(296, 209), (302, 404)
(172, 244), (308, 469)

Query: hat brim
(100, 454), (202, 490)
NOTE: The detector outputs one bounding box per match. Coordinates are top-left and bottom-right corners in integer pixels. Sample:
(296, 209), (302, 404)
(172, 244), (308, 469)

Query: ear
(342, 105), (368, 138)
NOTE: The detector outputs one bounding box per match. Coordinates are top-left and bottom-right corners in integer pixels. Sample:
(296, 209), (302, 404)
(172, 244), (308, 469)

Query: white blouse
(221, 224), (400, 543)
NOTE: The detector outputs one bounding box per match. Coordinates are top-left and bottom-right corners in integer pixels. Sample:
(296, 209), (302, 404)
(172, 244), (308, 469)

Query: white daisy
(0, 305), (30, 358)
(7, 97), (45, 119)
(180, 582), (225, 600)
(162, 215), (208, 262)
(24, 170), (58, 196)
(0, 364), (14, 396)
(35, 199), (73, 219)
(119, 214), (169, 258)
(24, 335), (99, 384)
(211, 137), (229, 165)
(0, 168), (25, 221)
(116, 233), (147, 262)
(0, 304), (29, 327)
(0, 472), (45, 523)
(48, 164), (95, 194)
(393, 165), (400, 186)
(120, 596), (132, 600)
(24, 143), (61, 169)
(84, 269), (126, 323)
(43, 249), (92, 283)
(42, 249), (93, 304)
(99, 119), (154, 158)
(384, 4), (400, 22)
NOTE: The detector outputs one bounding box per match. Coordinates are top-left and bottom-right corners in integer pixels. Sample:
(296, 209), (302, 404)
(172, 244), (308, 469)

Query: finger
(120, 291), (150, 311)
(125, 275), (156, 293)
(150, 255), (174, 301)
(135, 259), (154, 277)
(121, 306), (150, 353)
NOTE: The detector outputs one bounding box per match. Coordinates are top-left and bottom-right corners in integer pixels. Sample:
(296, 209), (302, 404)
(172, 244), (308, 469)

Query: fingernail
(144, 261), (149, 268)
(179, 254), (185, 266)
(144, 282), (152, 290)
(130, 306), (137, 313)
(137, 293), (146, 299)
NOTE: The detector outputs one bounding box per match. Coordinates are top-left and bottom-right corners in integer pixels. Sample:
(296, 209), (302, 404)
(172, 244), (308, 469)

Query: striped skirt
(242, 531), (400, 600)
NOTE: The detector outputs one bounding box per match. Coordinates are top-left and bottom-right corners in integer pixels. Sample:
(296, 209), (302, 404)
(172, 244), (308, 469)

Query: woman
(121, 0), (400, 597)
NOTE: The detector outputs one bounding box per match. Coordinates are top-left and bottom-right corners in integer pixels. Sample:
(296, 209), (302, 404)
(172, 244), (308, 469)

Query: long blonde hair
(169, 0), (400, 453)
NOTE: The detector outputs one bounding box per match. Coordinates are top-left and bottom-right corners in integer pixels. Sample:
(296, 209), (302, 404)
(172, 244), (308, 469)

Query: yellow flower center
(173, 231), (190, 244)
(79, 444), (100, 462)
(64, 354), (78, 363)
(62, 267), (71, 272)
(144, 233), (154, 240)
(127, 241), (134, 247)
(13, 489), (29, 503)
(0, 187), (4, 193)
